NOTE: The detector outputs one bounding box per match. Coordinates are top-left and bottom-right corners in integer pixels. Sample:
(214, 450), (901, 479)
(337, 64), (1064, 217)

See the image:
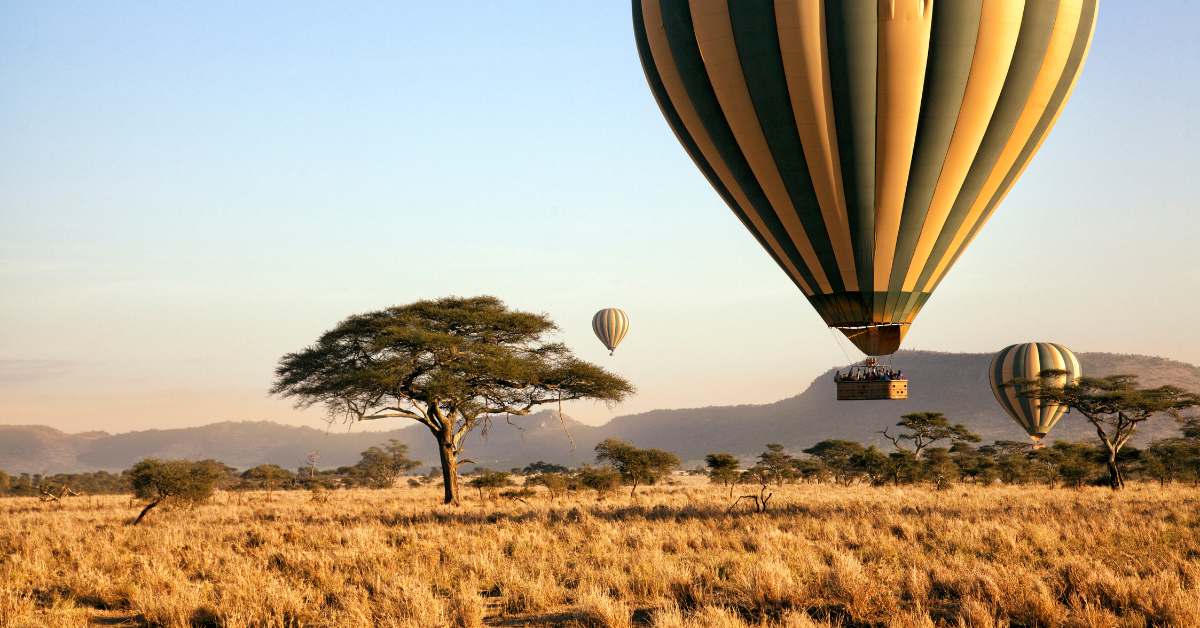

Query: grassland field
(2, 477), (1199, 627)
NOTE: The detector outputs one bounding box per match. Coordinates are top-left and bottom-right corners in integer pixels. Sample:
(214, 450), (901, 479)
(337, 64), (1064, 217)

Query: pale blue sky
(2, 2), (1197, 432)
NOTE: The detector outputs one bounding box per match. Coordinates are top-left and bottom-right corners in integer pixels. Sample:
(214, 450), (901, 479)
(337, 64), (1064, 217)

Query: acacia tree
(594, 438), (680, 497)
(1020, 374), (1199, 490)
(879, 412), (980, 458)
(755, 444), (797, 486)
(576, 465), (622, 496)
(353, 440), (420, 489)
(803, 440), (866, 484)
(271, 296), (633, 505)
(704, 452), (740, 497)
(240, 464), (294, 501)
(467, 470), (514, 500)
(127, 459), (224, 525)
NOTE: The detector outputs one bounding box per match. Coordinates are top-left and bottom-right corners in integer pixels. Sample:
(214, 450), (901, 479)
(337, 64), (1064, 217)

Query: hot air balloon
(632, 0), (1097, 356)
(592, 308), (630, 355)
(989, 342), (1081, 445)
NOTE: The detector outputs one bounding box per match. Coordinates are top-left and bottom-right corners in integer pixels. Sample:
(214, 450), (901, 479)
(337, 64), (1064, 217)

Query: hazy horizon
(4, 3), (1198, 433)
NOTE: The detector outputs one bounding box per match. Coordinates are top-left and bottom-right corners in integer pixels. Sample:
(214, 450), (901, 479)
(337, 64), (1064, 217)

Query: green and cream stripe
(632, 0), (1098, 355)
(592, 308), (631, 354)
(989, 342), (1082, 440)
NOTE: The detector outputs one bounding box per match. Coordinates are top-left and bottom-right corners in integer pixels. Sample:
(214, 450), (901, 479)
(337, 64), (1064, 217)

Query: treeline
(0, 439), (423, 498)
(703, 412), (1200, 490)
(708, 438), (1200, 491)
(5, 415), (1200, 501)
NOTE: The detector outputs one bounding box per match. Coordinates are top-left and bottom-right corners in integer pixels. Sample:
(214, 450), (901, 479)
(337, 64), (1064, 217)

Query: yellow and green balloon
(632, 0), (1097, 355)
(989, 342), (1081, 443)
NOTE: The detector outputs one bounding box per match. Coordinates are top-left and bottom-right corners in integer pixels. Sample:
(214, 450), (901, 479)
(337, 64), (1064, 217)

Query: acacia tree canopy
(880, 412), (980, 458)
(271, 296), (634, 505)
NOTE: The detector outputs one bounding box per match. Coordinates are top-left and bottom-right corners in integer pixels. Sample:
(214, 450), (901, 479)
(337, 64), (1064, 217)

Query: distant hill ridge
(2, 350), (1197, 473)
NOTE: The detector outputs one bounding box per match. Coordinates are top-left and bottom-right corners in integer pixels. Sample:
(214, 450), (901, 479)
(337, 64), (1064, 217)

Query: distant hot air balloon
(632, 0), (1098, 355)
(592, 308), (630, 355)
(989, 342), (1081, 444)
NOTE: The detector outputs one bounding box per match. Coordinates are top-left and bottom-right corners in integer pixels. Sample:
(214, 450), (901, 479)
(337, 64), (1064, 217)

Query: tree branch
(878, 428), (905, 453)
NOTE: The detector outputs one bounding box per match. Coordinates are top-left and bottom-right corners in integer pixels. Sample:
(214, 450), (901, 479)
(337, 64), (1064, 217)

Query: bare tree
(38, 484), (79, 502)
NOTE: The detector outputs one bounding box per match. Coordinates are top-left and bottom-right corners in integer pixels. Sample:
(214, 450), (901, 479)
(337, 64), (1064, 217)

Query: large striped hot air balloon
(632, 0), (1098, 355)
(592, 308), (631, 355)
(989, 342), (1081, 443)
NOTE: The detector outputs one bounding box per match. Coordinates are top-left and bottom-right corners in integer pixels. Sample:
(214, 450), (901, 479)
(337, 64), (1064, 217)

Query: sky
(2, 2), (1198, 434)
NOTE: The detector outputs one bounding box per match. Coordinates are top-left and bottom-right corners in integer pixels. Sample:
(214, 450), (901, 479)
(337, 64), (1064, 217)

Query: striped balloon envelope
(632, 0), (1098, 355)
(592, 308), (631, 355)
(989, 342), (1082, 443)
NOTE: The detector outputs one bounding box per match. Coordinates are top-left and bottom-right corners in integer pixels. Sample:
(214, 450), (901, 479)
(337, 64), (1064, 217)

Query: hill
(1, 351), (1197, 473)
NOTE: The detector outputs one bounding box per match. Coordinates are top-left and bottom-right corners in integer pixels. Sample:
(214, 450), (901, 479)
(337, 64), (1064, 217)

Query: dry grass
(2, 479), (1199, 627)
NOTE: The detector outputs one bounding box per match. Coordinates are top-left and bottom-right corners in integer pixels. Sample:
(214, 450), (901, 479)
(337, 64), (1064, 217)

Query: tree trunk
(131, 498), (162, 526)
(1098, 430), (1124, 491)
(1106, 453), (1124, 491)
(437, 437), (460, 505)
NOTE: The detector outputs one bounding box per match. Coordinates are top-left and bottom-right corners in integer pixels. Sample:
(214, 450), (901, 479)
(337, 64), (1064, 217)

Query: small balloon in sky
(592, 308), (630, 355)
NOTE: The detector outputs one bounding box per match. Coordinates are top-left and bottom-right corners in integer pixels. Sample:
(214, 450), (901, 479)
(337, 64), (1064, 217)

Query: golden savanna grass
(3, 479), (1200, 627)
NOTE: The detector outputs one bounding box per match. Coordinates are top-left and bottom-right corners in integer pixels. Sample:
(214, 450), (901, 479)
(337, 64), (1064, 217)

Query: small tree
(1140, 438), (1198, 486)
(850, 445), (890, 485)
(522, 461), (569, 475)
(466, 470), (514, 500)
(1042, 441), (1102, 488)
(576, 465), (622, 496)
(879, 412), (980, 458)
(948, 442), (996, 485)
(127, 459), (224, 525)
(271, 296), (634, 505)
(756, 444), (797, 486)
(921, 447), (960, 490)
(594, 438), (680, 497)
(884, 450), (921, 485)
(704, 453), (740, 497)
(353, 440), (421, 489)
(980, 441), (1036, 484)
(527, 472), (570, 498)
(791, 457), (828, 483)
(1020, 374), (1200, 490)
(1143, 416), (1200, 484)
(240, 464), (295, 501)
(803, 440), (867, 485)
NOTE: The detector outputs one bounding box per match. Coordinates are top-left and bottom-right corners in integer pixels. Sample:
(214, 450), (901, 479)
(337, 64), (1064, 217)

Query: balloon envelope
(632, 0), (1097, 354)
(592, 308), (631, 353)
(989, 342), (1081, 442)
